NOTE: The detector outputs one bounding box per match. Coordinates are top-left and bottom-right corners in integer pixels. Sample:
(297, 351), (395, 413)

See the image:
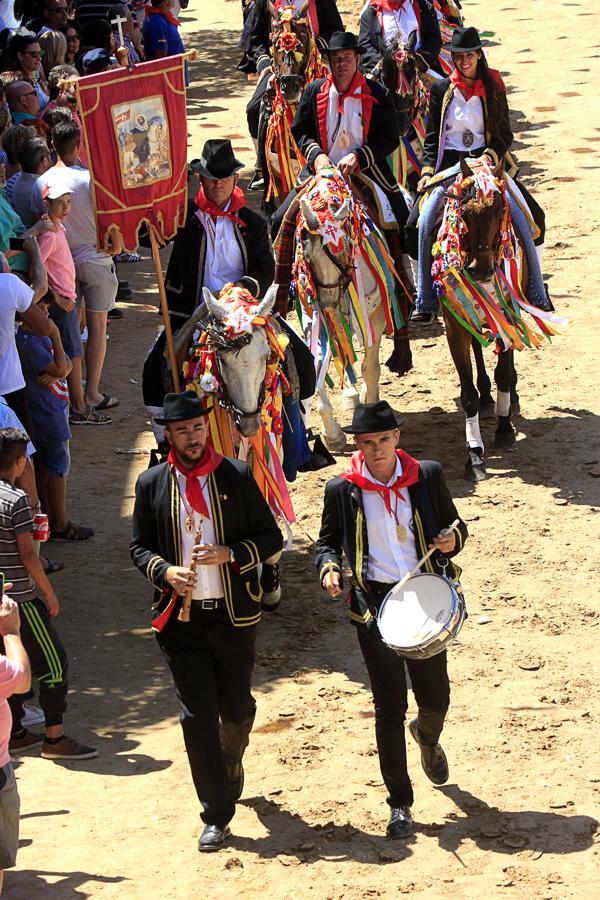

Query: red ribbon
(145, 6), (179, 26)
(194, 185), (247, 228)
(371, 0), (407, 11)
(168, 445), (223, 519)
(340, 449), (420, 513)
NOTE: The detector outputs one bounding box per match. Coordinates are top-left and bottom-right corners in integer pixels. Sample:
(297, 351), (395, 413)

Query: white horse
(298, 185), (389, 453)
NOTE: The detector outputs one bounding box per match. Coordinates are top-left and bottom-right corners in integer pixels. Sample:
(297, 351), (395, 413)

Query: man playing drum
(315, 400), (468, 838)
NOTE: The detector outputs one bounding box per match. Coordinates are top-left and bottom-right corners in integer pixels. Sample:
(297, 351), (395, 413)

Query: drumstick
(394, 519), (460, 594)
(178, 527), (203, 623)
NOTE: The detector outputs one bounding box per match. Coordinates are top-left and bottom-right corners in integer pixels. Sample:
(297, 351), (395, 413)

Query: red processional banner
(74, 55), (188, 252)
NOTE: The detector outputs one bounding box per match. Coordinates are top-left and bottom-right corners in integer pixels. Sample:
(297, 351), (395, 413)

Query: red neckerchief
(145, 5), (179, 26)
(328, 69), (374, 115)
(275, 0), (319, 38)
(341, 449), (421, 513)
(194, 185), (247, 228)
(371, 0), (407, 11)
(450, 68), (486, 102)
(317, 70), (377, 149)
(168, 445), (223, 519)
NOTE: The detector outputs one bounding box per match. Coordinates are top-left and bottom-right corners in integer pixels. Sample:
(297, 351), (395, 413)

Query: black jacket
(291, 77), (401, 194)
(421, 75), (514, 176)
(240, 0), (344, 74)
(315, 460), (468, 626)
(358, 0), (442, 74)
(164, 202), (275, 322)
(131, 458), (283, 630)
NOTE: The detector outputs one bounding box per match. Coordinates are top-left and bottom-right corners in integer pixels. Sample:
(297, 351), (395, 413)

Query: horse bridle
(217, 368), (267, 428)
(311, 243), (354, 304)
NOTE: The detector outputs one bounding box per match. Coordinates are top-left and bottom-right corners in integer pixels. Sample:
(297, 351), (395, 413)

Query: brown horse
(439, 158), (525, 482)
(257, 2), (326, 217)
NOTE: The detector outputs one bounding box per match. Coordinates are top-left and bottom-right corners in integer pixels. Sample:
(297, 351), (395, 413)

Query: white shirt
(445, 91), (485, 152)
(326, 84), (364, 165)
(195, 201), (244, 296)
(362, 458), (419, 584)
(34, 165), (113, 266)
(0, 274), (33, 395)
(176, 471), (224, 600)
(381, 5), (420, 48)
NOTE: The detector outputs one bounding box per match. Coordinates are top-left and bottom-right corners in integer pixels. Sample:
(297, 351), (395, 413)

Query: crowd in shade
(0, 0), (189, 887)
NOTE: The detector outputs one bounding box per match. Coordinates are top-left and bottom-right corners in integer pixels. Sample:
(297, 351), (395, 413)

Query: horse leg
(341, 383), (360, 410)
(360, 307), (385, 403)
(494, 350), (517, 449)
(444, 314), (486, 482)
(471, 337), (494, 417)
(316, 383), (346, 453)
(510, 357), (520, 416)
(261, 549), (283, 611)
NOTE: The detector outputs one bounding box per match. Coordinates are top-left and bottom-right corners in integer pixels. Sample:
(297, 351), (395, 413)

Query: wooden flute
(178, 527), (203, 623)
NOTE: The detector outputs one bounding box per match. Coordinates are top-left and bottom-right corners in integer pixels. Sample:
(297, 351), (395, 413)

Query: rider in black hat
(131, 389), (283, 853)
(407, 25), (550, 324)
(358, 0), (442, 75)
(315, 400), (467, 839)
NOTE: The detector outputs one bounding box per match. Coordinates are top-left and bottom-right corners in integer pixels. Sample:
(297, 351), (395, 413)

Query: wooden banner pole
(149, 225), (181, 393)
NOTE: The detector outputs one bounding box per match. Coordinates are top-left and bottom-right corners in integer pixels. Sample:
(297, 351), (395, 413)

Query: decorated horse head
(269, 0), (325, 103)
(433, 157), (507, 287)
(378, 31), (429, 136)
(184, 283), (283, 438)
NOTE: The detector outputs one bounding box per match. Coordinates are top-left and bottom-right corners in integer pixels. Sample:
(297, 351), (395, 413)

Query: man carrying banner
(130, 390), (283, 851)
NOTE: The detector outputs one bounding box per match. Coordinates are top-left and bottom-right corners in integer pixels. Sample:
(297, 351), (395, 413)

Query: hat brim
(155, 404), (213, 426)
(341, 412), (405, 434)
(451, 40), (488, 53)
(190, 158), (245, 179)
(323, 44), (365, 57)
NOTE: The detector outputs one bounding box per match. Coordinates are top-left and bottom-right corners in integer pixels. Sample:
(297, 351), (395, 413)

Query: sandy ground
(7, 0), (600, 896)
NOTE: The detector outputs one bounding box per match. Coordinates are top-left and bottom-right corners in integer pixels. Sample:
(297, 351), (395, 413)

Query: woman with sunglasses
(407, 26), (549, 324)
(64, 23), (82, 66)
(2, 32), (49, 113)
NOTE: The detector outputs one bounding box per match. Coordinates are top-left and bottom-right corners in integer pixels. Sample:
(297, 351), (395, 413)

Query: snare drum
(377, 573), (466, 660)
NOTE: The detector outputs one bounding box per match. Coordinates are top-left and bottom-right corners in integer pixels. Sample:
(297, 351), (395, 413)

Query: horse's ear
(460, 156), (473, 180)
(300, 195), (320, 232)
(255, 283), (279, 319)
(298, 0), (310, 16)
(493, 157), (505, 178)
(203, 287), (227, 321)
(405, 29), (418, 54)
(267, 0), (277, 16)
(334, 198), (350, 222)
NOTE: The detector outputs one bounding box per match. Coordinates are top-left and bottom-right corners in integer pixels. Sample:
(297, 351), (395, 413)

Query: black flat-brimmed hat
(155, 391), (212, 425)
(323, 31), (365, 56)
(190, 139), (244, 180)
(341, 401), (405, 435)
(451, 26), (484, 53)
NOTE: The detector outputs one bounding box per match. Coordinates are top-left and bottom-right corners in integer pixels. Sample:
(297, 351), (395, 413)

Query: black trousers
(156, 606), (257, 829)
(357, 620), (450, 808)
(246, 74), (269, 140)
(8, 597), (69, 732)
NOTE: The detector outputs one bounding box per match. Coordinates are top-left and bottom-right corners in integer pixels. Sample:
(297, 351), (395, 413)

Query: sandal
(92, 393), (120, 411)
(50, 522), (94, 542)
(69, 407), (112, 425)
(42, 558), (65, 575)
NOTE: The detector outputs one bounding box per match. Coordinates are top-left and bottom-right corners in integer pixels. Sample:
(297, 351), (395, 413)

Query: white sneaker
(81, 327), (89, 342)
(22, 703), (45, 727)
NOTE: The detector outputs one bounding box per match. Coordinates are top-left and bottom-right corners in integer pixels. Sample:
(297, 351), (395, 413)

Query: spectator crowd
(0, 0), (189, 889)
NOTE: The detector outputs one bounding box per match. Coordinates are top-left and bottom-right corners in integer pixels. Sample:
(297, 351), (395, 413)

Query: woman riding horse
(358, 0), (442, 74)
(407, 26), (550, 324)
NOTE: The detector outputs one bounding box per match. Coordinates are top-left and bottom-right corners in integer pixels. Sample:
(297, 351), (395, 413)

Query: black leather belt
(191, 598), (225, 610)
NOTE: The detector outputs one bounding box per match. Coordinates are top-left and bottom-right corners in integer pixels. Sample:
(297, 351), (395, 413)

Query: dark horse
(257, 1), (326, 220)
(439, 158), (525, 482)
(376, 32), (432, 189)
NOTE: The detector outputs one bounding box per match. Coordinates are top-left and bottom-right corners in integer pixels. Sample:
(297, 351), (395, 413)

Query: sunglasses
(66, 35), (80, 41)
(24, 51), (42, 58)
(21, 90), (37, 98)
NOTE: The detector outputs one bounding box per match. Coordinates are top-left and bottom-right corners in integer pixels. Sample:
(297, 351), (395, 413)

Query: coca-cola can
(33, 513), (49, 542)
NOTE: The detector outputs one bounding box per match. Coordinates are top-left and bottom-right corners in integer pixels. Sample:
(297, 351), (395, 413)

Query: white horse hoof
(322, 431), (347, 454)
(262, 589), (281, 611)
(341, 387), (359, 411)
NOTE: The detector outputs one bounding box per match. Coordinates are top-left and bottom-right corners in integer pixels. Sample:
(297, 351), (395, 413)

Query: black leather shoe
(198, 824), (231, 852)
(410, 310), (436, 325)
(408, 718), (449, 785)
(229, 761), (244, 802)
(386, 805), (413, 838)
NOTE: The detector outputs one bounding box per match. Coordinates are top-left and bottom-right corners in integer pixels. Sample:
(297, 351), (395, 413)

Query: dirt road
(9, 0), (600, 897)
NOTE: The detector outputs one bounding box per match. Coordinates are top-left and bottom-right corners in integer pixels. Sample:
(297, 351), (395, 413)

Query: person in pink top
(0, 585), (31, 893)
(37, 179), (91, 427)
